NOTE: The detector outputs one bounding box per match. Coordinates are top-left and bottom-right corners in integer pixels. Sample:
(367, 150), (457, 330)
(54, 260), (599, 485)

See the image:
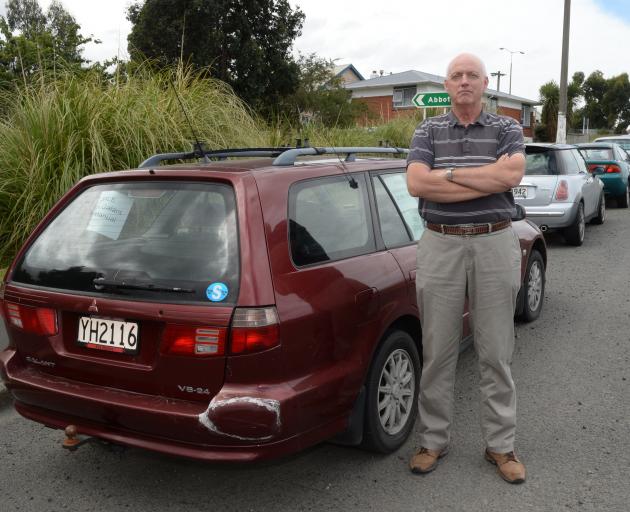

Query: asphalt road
(1, 209), (629, 512)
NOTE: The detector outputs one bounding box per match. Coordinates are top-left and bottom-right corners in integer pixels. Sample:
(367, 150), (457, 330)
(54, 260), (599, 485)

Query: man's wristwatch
(445, 167), (455, 181)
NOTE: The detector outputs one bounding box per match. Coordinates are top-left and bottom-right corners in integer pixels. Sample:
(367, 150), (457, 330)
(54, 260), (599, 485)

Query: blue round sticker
(206, 282), (229, 302)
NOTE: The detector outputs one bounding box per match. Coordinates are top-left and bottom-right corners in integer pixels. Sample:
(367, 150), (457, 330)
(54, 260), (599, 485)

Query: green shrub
(0, 65), (268, 263)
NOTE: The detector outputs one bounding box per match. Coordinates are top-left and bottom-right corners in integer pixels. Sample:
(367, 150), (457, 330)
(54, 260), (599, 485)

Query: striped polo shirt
(407, 110), (525, 224)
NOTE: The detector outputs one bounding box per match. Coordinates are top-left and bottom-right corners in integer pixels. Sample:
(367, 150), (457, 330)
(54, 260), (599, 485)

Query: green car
(577, 142), (630, 207)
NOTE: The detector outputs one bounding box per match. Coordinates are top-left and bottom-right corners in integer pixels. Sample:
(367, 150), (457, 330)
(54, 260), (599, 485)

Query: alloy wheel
(377, 349), (415, 435)
(527, 260), (543, 312)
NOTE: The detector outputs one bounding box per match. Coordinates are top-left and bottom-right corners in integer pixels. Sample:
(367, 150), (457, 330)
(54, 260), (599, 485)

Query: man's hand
(406, 162), (491, 203)
(406, 153), (525, 202)
(452, 153), (525, 193)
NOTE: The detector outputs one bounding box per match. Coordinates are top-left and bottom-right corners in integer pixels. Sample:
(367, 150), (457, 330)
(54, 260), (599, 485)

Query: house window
(393, 86), (417, 108)
(521, 105), (532, 127)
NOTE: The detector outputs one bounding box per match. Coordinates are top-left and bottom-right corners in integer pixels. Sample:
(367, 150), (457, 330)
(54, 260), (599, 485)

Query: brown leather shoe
(485, 449), (526, 484)
(409, 446), (449, 474)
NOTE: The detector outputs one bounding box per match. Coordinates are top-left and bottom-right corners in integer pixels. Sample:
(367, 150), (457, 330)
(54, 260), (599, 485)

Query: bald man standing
(406, 53), (527, 484)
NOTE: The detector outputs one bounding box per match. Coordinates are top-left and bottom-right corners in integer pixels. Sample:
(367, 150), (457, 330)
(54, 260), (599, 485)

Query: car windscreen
(12, 181), (239, 304)
(579, 148), (614, 161)
(524, 150), (558, 175)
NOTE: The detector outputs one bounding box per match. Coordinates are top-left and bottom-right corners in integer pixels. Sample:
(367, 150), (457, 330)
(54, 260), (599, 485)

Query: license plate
(512, 186), (528, 199)
(77, 317), (139, 354)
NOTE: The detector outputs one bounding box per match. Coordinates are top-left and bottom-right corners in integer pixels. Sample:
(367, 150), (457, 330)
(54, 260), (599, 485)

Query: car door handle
(355, 287), (377, 305)
(355, 287), (379, 318)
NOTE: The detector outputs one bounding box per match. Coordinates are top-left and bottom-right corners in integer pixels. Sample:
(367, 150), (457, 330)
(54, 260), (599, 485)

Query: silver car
(513, 144), (605, 246)
(593, 134), (630, 152)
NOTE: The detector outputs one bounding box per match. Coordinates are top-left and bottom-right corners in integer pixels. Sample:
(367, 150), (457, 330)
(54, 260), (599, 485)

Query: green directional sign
(412, 92), (451, 108)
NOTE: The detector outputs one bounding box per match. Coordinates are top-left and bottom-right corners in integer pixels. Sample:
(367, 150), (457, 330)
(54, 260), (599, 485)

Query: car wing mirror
(511, 203), (526, 221)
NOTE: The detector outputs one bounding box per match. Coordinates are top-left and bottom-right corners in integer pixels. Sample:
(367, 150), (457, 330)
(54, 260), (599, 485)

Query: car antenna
(313, 132), (358, 189)
(169, 79), (210, 164)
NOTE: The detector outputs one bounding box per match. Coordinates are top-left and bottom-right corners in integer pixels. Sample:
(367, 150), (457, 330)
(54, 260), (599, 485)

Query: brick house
(344, 70), (538, 138)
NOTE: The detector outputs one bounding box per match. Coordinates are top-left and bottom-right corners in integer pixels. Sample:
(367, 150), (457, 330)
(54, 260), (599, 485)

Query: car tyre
(618, 186), (629, 208)
(591, 193), (606, 225)
(362, 329), (420, 453)
(517, 250), (545, 322)
(563, 202), (585, 246)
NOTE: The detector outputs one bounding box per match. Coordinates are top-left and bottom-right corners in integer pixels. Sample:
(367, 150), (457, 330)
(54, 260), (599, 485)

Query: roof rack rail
(138, 146), (409, 169)
(271, 147), (409, 166)
(138, 147), (295, 168)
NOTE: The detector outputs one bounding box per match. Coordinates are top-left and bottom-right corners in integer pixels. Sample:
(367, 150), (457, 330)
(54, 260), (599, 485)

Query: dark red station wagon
(0, 147), (547, 461)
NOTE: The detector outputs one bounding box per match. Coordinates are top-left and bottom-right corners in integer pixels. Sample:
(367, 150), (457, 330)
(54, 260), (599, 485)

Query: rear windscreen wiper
(93, 277), (195, 293)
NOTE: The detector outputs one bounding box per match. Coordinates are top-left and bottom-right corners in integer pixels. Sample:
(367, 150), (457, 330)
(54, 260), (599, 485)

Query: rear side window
(524, 151), (558, 175)
(379, 173), (424, 241)
(373, 178), (410, 247)
(289, 174), (375, 266)
(13, 181), (239, 304)
(562, 149), (588, 174)
(579, 148), (613, 161)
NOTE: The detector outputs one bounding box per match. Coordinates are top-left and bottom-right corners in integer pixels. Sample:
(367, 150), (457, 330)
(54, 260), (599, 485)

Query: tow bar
(62, 425), (95, 451)
(62, 425), (128, 454)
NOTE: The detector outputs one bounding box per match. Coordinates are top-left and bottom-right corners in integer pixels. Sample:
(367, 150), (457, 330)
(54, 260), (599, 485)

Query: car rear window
(524, 150), (558, 175)
(12, 181), (239, 304)
(579, 148), (613, 160)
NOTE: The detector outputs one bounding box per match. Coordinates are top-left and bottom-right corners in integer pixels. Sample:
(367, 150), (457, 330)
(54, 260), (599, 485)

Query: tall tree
(286, 53), (367, 127)
(578, 70), (630, 132)
(0, 0), (92, 85)
(127, 0), (304, 115)
(602, 73), (630, 133)
(537, 72), (583, 141)
(581, 70), (608, 129)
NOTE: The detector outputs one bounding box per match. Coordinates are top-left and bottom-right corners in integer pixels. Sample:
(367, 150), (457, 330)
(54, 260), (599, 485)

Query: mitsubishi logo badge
(88, 299), (98, 313)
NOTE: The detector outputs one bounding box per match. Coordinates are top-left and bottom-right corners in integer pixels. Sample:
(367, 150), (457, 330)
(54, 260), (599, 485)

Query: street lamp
(499, 47), (525, 95)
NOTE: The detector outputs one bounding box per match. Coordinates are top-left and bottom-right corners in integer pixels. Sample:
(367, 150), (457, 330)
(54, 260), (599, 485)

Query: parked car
(593, 134), (630, 152)
(577, 142), (630, 207)
(0, 146), (547, 462)
(513, 143), (605, 246)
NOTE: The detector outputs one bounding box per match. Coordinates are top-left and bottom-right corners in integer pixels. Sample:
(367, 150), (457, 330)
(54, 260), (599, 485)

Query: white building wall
(350, 86), (394, 98)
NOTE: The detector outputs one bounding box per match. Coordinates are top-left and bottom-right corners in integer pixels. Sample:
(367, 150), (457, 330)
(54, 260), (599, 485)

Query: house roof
(344, 69), (539, 105)
(333, 64), (365, 81)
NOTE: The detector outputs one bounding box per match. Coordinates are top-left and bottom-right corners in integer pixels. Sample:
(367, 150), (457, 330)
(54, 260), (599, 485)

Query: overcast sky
(2, 0), (629, 102)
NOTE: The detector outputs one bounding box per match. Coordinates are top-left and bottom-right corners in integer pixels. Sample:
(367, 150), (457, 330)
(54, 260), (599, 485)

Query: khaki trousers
(415, 227), (522, 453)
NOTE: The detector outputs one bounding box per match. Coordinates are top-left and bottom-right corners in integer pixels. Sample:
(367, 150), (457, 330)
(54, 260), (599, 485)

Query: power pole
(556, 0), (571, 143)
(491, 71), (506, 92)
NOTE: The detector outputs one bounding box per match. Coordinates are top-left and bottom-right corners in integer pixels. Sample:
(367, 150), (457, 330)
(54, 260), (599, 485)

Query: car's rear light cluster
(588, 163), (621, 174)
(160, 307), (280, 358)
(230, 307), (280, 354)
(162, 325), (226, 357)
(3, 302), (58, 336)
(554, 179), (569, 201)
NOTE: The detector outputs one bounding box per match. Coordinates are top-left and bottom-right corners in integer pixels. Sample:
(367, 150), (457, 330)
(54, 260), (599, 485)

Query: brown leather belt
(426, 219), (511, 235)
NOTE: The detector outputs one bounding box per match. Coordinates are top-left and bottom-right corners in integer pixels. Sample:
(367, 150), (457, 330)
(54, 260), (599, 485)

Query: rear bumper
(522, 202), (578, 230)
(0, 349), (345, 462)
(599, 175), (627, 196)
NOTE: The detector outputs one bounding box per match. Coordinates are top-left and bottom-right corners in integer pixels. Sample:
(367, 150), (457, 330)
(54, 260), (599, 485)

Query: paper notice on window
(86, 191), (133, 240)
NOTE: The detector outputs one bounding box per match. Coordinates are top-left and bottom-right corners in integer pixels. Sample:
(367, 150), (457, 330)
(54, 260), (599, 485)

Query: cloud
(291, 0), (630, 101)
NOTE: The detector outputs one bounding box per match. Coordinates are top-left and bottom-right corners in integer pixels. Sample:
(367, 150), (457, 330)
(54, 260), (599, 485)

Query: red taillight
(4, 302), (57, 336)
(230, 307), (280, 354)
(555, 179), (569, 201)
(588, 163), (621, 174)
(162, 324), (226, 356)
